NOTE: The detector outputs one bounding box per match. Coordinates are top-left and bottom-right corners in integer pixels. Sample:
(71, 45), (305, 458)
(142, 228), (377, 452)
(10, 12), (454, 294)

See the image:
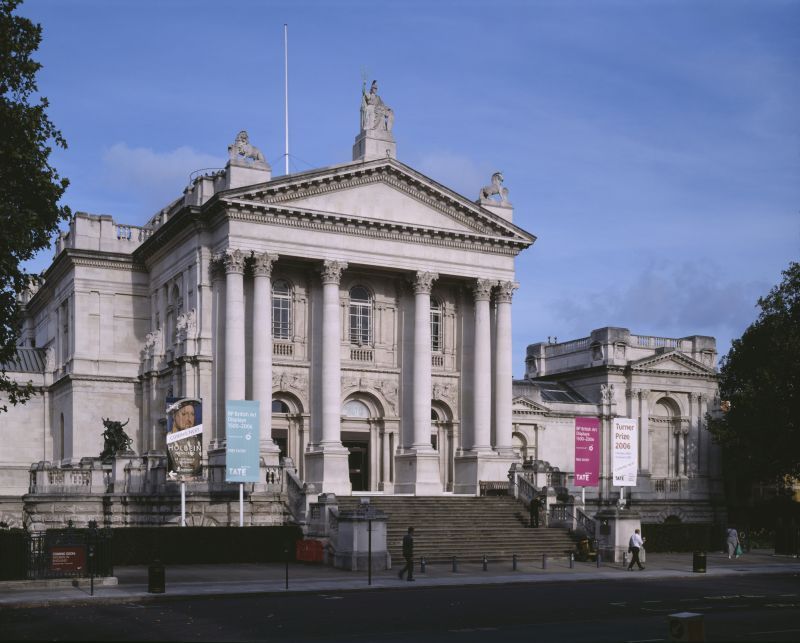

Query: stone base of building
(305, 446), (352, 497)
(21, 489), (289, 530)
(394, 450), (443, 495)
(453, 451), (516, 494)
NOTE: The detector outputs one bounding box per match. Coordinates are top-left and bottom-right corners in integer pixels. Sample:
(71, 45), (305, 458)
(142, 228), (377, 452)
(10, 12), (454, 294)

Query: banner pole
(239, 483), (244, 527)
(582, 487), (585, 505)
(181, 481), (186, 527)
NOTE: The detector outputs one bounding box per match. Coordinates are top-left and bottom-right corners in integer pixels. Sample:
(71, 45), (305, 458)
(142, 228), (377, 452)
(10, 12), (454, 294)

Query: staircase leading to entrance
(337, 495), (578, 564)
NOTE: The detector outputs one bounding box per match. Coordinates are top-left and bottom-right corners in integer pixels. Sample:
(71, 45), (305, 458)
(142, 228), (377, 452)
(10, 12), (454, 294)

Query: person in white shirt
(627, 528), (645, 571)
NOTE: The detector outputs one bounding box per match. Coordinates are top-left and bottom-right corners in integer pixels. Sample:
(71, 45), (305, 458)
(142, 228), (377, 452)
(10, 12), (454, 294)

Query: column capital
(494, 280), (519, 303)
(472, 278), (494, 302)
(412, 271), (439, 295)
(252, 252), (279, 277)
(223, 248), (246, 275)
(320, 260), (348, 285)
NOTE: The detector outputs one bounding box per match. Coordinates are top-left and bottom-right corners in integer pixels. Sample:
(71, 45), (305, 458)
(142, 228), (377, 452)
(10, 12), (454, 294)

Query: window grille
(349, 286), (372, 346)
(272, 279), (292, 339)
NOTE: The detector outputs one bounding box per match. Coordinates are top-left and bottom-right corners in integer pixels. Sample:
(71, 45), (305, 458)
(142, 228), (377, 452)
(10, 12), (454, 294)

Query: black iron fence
(0, 526), (113, 581)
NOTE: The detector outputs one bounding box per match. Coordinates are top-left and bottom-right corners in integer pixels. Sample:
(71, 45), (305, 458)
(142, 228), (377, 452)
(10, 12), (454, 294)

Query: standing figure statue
(361, 80), (394, 133)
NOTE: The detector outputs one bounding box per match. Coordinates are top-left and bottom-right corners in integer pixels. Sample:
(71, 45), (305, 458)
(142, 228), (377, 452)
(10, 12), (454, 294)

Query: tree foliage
(709, 262), (800, 485)
(0, 0), (69, 410)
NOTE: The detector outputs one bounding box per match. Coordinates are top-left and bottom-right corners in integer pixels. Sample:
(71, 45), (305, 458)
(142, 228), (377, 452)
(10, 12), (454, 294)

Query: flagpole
(284, 23), (289, 176)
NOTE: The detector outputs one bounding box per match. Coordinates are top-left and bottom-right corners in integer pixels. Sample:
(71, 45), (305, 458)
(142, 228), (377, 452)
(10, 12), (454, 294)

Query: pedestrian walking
(727, 526), (740, 559)
(398, 526), (415, 581)
(529, 496), (542, 528)
(627, 528), (645, 571)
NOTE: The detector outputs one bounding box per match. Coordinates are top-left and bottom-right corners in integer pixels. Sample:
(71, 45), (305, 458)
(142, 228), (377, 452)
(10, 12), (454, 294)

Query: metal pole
(181, 481), (186, 527)
(239, 483), (244, 527)
(542, 553), (547, 570)
(581, 487), (585, 505)
(285, 546), (289, 590)
(368, 519), (372, 586)
(512, 554), (518, 571)
(283, 24), (289, 176)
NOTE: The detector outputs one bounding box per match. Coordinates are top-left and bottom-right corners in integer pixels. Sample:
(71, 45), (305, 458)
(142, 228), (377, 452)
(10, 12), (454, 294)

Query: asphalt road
(1, 573), (799, 642)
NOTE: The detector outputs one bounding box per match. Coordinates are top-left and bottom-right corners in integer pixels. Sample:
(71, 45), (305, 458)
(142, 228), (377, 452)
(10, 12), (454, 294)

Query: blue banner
(225, 400), (260, 483)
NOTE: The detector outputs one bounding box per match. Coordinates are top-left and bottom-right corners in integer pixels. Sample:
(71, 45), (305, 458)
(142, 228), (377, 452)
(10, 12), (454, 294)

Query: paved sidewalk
(1, 549), (798, 608)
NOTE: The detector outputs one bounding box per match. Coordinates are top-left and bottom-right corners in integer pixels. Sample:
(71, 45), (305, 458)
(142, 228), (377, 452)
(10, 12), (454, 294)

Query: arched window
(272, 400), (290, 413)
(343, 399), (370, 418)
(430, 298), (442, 352)
(349, 286), (372, 346)
(272, 279), (292, 339)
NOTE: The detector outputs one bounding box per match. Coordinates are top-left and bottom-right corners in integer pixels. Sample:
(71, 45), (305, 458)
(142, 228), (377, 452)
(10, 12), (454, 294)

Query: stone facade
(513, 327), (724, 524)
(1, 87), (535, 527)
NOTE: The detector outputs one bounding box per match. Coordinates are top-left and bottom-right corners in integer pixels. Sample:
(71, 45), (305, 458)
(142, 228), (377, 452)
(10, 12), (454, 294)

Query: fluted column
(472, 279), (494, 452)
(252, 252), (280, 458)
(412, 271), (438, 450)
(493, 281), (517, 454)
(320, 260), (347, 446)
(224, 249), (246, 405)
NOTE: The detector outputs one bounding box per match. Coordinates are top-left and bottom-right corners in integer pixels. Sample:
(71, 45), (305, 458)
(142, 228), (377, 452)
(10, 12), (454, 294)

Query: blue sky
(21, 0), (800, 374)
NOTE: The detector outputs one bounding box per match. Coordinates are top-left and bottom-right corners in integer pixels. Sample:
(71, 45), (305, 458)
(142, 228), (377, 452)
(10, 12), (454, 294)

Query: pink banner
(574, 417), (600, 487)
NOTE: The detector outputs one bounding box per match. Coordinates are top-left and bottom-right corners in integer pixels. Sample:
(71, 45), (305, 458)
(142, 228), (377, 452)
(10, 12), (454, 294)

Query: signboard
(574, 417), (600, 486)
(225, 400), (260, 483)
(166, 397), (203, 478)
(612, 417), (638, 487)
(50, 545), (86, 572)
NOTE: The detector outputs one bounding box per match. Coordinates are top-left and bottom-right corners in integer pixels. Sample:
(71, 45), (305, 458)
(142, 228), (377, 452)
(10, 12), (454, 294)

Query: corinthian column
(412, 271), (438, 450)
(306, 260), (351, 495)
(320, 260), (347, 446)
(493, 281), (517, 455)
(472, 279), (494, 452)
(252, 252), (281, 461)
(224, 249), (246, 403)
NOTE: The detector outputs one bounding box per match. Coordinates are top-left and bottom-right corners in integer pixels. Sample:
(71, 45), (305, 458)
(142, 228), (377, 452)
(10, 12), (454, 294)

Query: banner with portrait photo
(166, 397), (203, 479)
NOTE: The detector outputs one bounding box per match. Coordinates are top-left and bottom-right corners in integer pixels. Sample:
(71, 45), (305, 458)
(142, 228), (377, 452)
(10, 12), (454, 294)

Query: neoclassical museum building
(0, 84), (724, 529)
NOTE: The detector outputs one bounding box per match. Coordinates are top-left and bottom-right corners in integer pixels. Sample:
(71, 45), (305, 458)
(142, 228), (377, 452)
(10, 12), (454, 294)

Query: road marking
(751, 629), (800, 636)
(610, 602), (627, 607)
(643, 600), (662, 604)
(703, 595), (740, 600)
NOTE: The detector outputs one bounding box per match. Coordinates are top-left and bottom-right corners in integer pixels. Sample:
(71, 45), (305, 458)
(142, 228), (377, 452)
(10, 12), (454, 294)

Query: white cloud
(548, 261), (767, 357)
(102, 143), (224, 213)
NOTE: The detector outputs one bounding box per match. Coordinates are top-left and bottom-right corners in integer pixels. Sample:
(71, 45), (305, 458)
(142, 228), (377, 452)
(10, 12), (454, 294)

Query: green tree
(0, 0), (69, 411)
(710, 262), (800, 487)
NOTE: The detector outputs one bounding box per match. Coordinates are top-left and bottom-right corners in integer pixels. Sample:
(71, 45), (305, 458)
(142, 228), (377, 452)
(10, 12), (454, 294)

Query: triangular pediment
(630, 351), (714, 375)
(220, 158), (534, 245)
(512, 396), (550, 414)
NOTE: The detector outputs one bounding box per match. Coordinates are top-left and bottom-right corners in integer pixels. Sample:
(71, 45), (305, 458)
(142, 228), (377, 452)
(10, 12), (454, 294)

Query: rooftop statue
(361, 80), (394, 133)
(228, 130), (266, 163)
(479, 172), (511, 206)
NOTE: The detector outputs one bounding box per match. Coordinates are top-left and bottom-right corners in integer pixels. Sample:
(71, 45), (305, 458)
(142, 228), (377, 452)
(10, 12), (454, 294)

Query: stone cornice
(215, 202), (527, 257)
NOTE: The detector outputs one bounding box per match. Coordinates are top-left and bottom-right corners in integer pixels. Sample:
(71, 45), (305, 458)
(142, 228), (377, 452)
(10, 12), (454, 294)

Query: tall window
(349, 286), (372, 346)
(430, 297), (442, 352)
(272, 279), (292, 339)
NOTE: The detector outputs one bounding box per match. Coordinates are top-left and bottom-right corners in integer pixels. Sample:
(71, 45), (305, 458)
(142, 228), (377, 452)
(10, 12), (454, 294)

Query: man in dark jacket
(398, 527), (415, 581)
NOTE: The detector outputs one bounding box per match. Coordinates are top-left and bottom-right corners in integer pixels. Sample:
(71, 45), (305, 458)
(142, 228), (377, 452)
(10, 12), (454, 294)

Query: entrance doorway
(343, 441), (369, 491)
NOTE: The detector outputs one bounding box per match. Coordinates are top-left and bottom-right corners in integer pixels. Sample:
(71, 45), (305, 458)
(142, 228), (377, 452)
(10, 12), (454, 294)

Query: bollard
(452, 556), (458, 573)
(512, 554), (518, 571)
(692, 551), (706, 573)
(420, 556), (427, 574)
(542, 553), (547, 570)
(596, 549), (601, 568)
(623, 552), (628, 567)
(147, 560), (165, 594)
(569, 552), (574, 569)
(482, 554), (488, 571)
